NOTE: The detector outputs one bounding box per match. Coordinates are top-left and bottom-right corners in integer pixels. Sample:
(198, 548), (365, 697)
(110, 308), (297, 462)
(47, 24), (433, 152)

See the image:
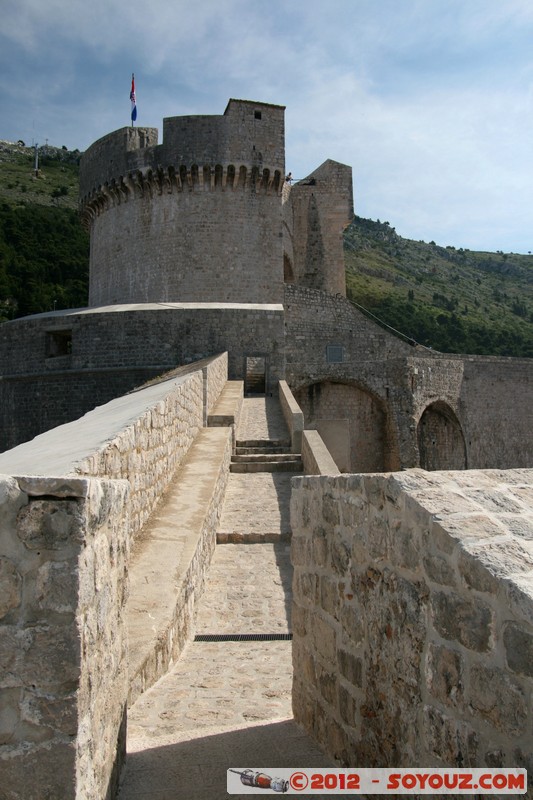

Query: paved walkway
(119, 397), (332, 799)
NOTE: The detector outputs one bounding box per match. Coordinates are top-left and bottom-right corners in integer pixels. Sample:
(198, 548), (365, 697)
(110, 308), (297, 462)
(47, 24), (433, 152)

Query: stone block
(338, 683), (357, 728)
(30, 560), (78, 616)
(0, 687), (20, 745)
(0, 557), (22, 620)
(331, 531), (350, 575)
(320, 575), (340, 619)
(317, 665), (337, 706)
(503, 622), (533, 677)
(422, 705), (479, 766)
(20, 689), (78, 737)
(0, 739), (77, 800)
(431, 591), (493, 652)
(426, 643), (464, 707)
(337, 648), (362, 688)
(17, 499), (84, 552)
(18, 623), (81, 689)
(469, 663), (527, 736)
(312, 616), (337, 665)
(423, 552), (456, 587)
(340, 603), (365, 647)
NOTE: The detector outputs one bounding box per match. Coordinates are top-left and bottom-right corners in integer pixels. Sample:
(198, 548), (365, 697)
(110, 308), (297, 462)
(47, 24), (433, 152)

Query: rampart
(291, 469), (533, 772)
(0, 355), (230, 798)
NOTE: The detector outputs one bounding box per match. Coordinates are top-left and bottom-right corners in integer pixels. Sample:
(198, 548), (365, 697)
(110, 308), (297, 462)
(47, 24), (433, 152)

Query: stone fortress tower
(0, 98), (531, 472)
(80, 100), (288, 306)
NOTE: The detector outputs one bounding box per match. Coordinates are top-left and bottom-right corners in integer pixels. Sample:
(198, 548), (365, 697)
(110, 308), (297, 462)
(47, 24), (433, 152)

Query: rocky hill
(345, 217), (533, 357)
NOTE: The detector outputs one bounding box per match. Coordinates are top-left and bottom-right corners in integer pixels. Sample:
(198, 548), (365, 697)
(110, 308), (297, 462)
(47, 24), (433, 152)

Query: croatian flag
(130, 73), (137, 122)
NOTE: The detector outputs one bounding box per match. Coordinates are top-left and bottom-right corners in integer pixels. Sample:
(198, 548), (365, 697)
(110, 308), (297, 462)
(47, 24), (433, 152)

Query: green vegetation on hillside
(0, 142), (88, 321)
(344, 217), (533, 357)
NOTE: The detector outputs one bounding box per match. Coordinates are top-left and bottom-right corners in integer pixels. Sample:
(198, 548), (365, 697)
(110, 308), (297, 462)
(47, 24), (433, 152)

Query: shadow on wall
(295, 381), (397, 473)
(417, 401), (467, 471)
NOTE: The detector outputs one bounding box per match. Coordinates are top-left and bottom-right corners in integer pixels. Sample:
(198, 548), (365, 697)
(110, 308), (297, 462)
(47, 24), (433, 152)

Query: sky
(1, 0), (533, 254)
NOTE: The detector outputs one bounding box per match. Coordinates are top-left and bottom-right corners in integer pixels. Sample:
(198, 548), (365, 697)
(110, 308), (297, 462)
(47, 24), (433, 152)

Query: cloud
(1, 0), (532, 251)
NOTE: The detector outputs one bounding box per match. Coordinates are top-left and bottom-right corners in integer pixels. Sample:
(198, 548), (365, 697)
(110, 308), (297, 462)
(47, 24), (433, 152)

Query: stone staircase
(231, 438), (303, 473)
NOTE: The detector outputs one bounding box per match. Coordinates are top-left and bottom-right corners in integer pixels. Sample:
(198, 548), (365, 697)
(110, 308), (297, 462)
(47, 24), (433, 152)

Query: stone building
(0, 98), (531, 472)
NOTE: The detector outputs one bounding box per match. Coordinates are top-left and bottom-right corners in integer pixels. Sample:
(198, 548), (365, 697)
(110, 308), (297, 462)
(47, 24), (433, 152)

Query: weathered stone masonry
(0, 355), (230, 799)
(291, 469), (533, 771)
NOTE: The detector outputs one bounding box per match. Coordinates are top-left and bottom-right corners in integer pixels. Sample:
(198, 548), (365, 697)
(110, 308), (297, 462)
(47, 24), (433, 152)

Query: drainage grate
(194, 633), (293, 642)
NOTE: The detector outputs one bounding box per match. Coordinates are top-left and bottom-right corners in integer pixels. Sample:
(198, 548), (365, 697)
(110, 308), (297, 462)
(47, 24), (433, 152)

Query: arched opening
(417, 401), (467, 471)
(295, 381), (391, 472)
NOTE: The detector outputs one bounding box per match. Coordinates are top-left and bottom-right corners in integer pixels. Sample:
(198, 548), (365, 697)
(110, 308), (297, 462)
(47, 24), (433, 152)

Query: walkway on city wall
(118, 397), (332, 800)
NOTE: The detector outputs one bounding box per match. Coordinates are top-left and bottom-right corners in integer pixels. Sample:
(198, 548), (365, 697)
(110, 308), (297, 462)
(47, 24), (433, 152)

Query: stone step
(236, 445), (288, 455)
(232, 452), (300, 464)
(237, 438), (291, 449)
(230, 459), (303, 473)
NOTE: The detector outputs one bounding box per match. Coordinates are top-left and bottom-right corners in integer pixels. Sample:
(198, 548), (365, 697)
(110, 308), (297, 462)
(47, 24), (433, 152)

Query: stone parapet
(0, 475), (129, 800)
(279, 380), (304, 454)
(291, 468), (533, 770)
(301, 430), (340, 475)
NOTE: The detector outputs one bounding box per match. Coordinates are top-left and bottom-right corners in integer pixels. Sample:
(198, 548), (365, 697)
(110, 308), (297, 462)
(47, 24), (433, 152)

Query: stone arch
(417, 401), (467, 471)
(295, 380), (394, 472)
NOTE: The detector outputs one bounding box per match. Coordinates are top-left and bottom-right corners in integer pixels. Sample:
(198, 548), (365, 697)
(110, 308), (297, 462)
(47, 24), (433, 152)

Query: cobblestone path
(119, 397), (332, 799)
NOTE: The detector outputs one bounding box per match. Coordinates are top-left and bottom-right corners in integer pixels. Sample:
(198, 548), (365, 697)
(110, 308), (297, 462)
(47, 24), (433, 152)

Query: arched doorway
(295, 381), (390, 472)
(417, 402), (467, 470)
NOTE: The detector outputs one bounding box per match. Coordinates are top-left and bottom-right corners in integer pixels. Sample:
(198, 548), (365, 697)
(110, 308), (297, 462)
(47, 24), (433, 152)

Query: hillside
(0, 140), (531, 356)
(345, 217), (533, 357)
(0, 141), (88, 319)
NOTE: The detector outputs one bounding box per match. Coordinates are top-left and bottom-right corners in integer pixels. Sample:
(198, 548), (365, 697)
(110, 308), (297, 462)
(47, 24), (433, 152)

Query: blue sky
(1, 0), (533, 253)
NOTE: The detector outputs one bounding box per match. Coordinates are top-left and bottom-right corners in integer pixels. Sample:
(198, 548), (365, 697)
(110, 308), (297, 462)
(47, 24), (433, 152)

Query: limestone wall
(285, 286), (533, 471)
(0, 353), (231, 797)
(0, 475), (130, 800)
(279, 380), (304, 453)
(301, 430), (340, 476)
(87, 189), (284, 306)
(0, 306), (284, 452)
(0, 365), (209, 541)
(291, 468), (533, 772)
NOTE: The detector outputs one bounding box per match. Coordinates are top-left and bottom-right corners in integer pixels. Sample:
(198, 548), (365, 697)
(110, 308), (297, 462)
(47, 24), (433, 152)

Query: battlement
(79, 99), (285, 213)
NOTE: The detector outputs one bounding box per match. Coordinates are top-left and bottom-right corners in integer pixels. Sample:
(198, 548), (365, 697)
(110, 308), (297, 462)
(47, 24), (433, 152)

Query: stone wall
(0, 306), (284, 452)
(278, 380), (304, 453)
(301, 430), (340, 476)
(0, 353), (232, 797)
(285, 286), (533, 471)
(0, 364), (210, 541)
(87, 188), (284, 306)
(291, 468), (533, 772)
(0, 475), (129, 800)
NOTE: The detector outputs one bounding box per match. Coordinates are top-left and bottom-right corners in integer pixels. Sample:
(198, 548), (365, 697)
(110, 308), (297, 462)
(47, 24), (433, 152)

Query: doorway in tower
(245, 356), (267, 395)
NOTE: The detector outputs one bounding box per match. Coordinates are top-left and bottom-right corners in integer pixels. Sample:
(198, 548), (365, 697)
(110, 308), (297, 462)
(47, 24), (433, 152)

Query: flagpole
(130, 73), (137, 128)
